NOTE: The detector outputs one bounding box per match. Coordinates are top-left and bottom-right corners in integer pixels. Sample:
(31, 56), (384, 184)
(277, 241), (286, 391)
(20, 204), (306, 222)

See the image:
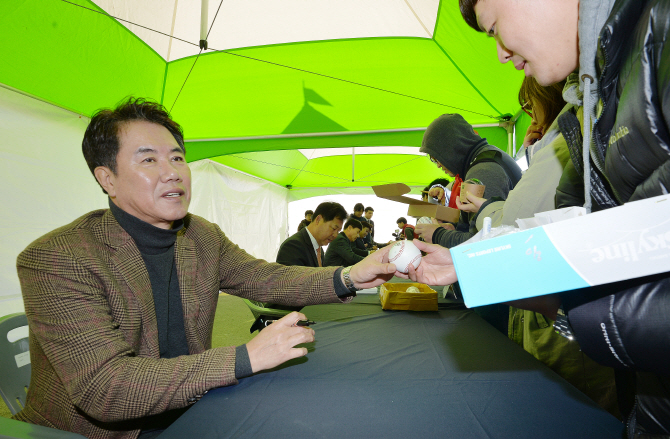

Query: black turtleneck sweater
(109, 200), (252, 378)
(109, 200), (189, 359)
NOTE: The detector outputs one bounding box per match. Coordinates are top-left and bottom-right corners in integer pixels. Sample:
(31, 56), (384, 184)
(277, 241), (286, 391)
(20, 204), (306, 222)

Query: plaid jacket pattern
(14, 209), (343, 439)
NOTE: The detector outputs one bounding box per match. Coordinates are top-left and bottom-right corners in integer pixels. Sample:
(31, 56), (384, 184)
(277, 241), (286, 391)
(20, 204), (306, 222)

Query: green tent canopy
(1, 0), (528, 191)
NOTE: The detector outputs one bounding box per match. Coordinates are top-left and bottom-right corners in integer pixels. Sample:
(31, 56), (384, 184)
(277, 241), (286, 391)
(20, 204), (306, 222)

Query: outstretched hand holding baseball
(348, 245), (397, 289)
(394, 240), (457, 286)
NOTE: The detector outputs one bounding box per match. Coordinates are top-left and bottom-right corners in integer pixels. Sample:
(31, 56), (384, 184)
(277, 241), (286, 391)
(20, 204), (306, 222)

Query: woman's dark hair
(459, 0), (482, 32)
(518, 77), (567, 130)
(353, 203), (365, 213)
(82, 97), (185, 193)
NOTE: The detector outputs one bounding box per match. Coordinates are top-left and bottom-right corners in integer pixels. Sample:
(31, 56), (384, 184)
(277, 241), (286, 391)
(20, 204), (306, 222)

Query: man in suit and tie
(324, 219), (368, 267)
(276, 202), (347, 267)
(14, 98), (458, 439)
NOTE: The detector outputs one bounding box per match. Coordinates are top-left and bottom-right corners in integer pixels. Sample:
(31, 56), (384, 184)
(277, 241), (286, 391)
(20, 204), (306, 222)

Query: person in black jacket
(416, 114), (522, 248)
(459, 0), (670, 434)
(277, 202), (347, 267)
(354, 221), (371, 251)
(323, 219), (365, 267)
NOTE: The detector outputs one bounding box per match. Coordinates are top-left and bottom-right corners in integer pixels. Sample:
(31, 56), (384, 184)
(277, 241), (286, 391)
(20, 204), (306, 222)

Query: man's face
(97, 121), (191, 229)
(354, 210), (364, 217)
(310, 215), (343, 246)
(359, 227), (370, 238)
(364, 210), (373, 220)
(344, 226), (362, 242)
(474, 0), (579, 86)
(431, 156), (455, 177)
(397, 222), (406, 229)
(306, 214), (313, 221)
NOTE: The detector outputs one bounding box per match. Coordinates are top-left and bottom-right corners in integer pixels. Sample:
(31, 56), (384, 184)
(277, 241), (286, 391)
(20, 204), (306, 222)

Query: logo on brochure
(590, 230), (670, 263)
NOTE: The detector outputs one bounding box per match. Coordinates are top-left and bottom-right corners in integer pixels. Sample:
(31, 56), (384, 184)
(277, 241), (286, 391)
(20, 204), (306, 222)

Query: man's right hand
(246, 312), (314, 373)
(394, 239), (457, 286)
(428, 186), (447, 205)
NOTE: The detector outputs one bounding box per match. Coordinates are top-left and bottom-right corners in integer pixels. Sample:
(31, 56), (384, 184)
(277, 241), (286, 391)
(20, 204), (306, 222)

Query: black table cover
(160, 296), (622, 438)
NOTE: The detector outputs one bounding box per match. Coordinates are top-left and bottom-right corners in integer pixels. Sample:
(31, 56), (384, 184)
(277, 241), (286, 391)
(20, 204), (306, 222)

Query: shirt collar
(304, 227), (319, 250)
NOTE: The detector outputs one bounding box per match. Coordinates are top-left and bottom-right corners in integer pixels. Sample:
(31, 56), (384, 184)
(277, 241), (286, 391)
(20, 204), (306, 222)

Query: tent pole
(199, 0), (209, 50)
(189, 124), (501, 143)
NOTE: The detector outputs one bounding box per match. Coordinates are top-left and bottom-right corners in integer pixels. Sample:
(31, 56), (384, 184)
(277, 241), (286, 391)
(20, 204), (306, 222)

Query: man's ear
(314, 215), (323, 225)
(94, 166), (116, 197)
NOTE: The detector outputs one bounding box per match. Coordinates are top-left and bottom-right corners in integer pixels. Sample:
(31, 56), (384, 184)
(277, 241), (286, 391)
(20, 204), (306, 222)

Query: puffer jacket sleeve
(629, 160), (670, 201)
(560, 272), (670, 377)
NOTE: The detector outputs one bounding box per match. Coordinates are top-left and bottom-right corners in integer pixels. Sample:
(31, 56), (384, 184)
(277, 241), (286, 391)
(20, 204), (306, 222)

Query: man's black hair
(397, 217), (408, 225)
(305, 210), (314, 216)
(364, 206), (374, 212)
(313, 202), (347, 223)
(359, 221), (371, 230)
(422, 178), (451, 193)
(344, 218), (362, 231)
(82, 97), (185, 194)
(353, 203), (365, 213)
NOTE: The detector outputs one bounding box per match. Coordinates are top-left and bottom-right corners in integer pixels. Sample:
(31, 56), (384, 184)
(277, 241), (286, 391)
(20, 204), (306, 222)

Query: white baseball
(417, 216), (433, 224)
(388, 240), (422, 274)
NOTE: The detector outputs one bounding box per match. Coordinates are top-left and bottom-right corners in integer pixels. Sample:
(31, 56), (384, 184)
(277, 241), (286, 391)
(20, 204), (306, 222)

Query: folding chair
(0, 313), (30, 415)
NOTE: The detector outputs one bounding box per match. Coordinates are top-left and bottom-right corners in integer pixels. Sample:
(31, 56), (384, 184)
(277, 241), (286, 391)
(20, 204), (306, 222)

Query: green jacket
(323, 232), (365, 267)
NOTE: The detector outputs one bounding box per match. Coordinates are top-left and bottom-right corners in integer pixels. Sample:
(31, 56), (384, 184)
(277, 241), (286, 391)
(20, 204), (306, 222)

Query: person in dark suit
(354, 220), (371, 252)
(14, 98), (451, 439)
(277, 202), (348, 267)
(324, 218), (367, 266)
(350, 203), (365, 222)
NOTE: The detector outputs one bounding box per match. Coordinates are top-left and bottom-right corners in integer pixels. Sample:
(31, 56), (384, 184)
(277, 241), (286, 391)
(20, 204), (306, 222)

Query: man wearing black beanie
(418, 113), (522, 248)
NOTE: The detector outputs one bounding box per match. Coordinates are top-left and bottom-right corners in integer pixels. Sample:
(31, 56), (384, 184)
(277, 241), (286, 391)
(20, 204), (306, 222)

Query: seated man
(354, 220), (371, 251)
(14, 98), (432, 438)
(350, 203), (365, 222)
(296, 209), (313, 232)
(324, 219), (366, 266)
(396, 217), (415, 240)
(277, 202), (347, 267)
(363, 207), (375, 247)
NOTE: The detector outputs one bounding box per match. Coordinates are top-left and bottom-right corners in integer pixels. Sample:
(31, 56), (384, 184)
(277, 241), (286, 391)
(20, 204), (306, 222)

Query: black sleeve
(432, 226), (474, 248)
(560, 272), (670, 377)
(235, 345), (253, 379)
(405, 228), (415, 240)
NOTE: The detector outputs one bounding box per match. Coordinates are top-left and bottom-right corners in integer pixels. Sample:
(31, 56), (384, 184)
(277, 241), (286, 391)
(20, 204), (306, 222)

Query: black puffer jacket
(558, 0), (670, 436)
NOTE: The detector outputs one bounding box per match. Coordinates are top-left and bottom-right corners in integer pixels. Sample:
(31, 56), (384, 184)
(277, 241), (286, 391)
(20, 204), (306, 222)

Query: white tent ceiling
(93, 0), (441, 61)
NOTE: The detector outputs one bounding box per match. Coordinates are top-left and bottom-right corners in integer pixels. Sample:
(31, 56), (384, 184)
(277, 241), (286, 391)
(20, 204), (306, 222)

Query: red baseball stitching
(408, 254), (421, 271)
(389, 241), (405, 263)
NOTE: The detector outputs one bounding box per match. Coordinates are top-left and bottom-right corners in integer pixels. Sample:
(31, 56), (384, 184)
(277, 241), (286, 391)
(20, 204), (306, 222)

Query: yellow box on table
(379, 283), (438, 311)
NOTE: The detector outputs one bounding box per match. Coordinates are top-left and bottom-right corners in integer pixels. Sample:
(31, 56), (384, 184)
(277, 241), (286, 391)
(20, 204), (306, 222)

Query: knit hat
(420, 113), (484, 177)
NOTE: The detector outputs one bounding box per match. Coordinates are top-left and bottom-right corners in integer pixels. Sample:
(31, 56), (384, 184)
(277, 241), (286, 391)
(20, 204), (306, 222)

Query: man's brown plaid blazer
(14, 209), (344, 439)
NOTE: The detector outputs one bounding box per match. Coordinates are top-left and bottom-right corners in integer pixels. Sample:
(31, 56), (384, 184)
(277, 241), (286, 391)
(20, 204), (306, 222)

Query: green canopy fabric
(0, 0), (527, 190)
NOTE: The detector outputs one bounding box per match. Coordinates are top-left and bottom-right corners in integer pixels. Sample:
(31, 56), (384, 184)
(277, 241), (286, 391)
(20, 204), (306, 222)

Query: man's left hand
(348, 246), (396, 289)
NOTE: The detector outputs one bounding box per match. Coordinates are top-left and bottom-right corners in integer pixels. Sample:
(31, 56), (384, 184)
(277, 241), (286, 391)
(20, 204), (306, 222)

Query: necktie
(316, 247), (322, 267)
